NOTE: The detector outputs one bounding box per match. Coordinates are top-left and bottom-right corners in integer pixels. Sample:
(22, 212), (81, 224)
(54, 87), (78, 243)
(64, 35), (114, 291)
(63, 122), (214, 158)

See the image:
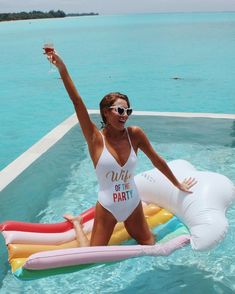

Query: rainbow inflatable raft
(1, 160), (234, 280)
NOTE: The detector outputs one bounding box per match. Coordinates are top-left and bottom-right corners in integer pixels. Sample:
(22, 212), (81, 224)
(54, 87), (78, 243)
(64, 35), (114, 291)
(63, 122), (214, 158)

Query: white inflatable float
(136, 159), (235, 251)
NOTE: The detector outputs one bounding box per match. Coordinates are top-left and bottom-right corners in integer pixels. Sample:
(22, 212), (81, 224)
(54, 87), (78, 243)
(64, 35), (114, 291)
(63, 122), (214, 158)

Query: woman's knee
(136, 233), (155, 245)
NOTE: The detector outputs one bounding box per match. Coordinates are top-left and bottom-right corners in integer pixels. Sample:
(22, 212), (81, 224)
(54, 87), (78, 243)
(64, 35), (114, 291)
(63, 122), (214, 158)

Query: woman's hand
(177, 177), (197, 193)
(43, 48), (66, 72)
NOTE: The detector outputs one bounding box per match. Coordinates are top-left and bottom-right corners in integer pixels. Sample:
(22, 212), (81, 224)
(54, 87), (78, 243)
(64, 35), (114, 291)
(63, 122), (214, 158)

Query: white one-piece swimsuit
(95, 128), (140, 222)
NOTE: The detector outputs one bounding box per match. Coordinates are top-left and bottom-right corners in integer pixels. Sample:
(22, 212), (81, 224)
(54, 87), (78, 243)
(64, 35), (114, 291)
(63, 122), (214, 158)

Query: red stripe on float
(0, 207), (95, 233)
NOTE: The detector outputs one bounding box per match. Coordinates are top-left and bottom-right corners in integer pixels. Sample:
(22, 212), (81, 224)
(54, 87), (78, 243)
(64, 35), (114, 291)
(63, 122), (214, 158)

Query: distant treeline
(0, 10), (99, 22)
(67, 13), (99, 17)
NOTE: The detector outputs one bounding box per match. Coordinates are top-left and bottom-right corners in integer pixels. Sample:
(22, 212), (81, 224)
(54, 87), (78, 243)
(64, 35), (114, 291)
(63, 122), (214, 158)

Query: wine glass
(43, 42), (55, 73)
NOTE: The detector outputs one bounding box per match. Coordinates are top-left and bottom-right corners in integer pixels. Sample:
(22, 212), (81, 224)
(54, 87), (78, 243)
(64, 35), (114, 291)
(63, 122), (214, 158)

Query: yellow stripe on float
(147, 209), (173, 228)
(8, 240), (78, 260)
(10, 258), (27, 272)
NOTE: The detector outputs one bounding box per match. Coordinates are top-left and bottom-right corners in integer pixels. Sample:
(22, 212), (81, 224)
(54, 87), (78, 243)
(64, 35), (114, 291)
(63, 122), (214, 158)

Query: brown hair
(99, 92), (130, 127)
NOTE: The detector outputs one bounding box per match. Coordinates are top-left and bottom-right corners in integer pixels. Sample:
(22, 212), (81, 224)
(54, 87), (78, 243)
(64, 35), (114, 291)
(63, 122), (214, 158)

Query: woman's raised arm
(45, 50), (98, 144)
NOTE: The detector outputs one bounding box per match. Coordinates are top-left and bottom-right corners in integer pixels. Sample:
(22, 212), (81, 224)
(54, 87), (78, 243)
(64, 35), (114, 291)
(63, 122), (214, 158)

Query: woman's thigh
(124, 202), (155, 245)
(90, 202), (117, 246)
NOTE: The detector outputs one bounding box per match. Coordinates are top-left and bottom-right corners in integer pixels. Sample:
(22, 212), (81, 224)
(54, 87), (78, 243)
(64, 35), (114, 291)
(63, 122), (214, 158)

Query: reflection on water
(118, 264), (235, 294)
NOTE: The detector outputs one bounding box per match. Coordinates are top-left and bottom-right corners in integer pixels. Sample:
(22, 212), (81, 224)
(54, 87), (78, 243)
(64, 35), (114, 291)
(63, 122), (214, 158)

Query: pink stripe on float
(23, 235), (190, 270)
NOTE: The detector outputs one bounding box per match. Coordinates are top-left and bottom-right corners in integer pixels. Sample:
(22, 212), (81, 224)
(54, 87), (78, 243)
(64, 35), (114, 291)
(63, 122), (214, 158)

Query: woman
(45, 49), (196, 247)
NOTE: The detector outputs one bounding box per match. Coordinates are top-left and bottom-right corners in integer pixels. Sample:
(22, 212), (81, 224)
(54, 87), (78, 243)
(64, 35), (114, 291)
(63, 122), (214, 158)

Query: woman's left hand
(177, 177), (197, 193)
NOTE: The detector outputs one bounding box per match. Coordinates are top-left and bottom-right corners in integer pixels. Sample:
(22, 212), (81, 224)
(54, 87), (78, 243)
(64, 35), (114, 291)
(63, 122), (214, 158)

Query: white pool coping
(0, 110), (234, 192)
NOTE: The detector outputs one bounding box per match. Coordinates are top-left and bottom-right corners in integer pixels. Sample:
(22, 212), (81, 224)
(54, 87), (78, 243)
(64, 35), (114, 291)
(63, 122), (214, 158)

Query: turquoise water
(0, 12), (235, 170)
(0, 115), (235, 293)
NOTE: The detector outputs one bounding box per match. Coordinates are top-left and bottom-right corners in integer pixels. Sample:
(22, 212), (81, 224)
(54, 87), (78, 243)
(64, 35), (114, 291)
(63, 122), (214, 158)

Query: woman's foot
(63, 214), (89, 247)
(63, 214), (83, 224)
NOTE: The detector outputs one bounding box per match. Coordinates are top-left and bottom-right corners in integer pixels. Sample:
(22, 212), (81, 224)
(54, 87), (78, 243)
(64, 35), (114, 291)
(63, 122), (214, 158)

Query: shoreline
(0, 12), (99, 23)
(1, 11), (235, 22)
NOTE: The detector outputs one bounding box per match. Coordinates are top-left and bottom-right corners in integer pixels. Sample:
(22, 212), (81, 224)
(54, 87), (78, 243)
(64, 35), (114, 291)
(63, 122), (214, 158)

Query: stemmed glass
(43, 42), (55, 73)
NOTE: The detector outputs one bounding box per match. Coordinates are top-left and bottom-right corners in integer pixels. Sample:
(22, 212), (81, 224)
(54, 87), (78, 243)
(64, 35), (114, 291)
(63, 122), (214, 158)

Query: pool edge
(0, 110), (234, 192)
(0, 114), (78, 192)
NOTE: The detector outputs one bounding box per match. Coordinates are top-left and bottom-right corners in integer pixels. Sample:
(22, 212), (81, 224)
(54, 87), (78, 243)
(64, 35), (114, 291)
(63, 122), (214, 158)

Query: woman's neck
(103, 125), (126, 140)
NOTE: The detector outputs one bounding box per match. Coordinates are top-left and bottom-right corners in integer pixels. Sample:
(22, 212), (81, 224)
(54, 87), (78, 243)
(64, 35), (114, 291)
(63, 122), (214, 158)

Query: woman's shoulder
(128, 125), (144, 133)
(127, 126), (146, 138)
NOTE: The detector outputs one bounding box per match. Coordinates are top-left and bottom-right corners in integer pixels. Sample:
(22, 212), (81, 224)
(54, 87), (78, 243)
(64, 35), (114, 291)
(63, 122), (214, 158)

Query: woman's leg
(124, 202), (155, 245)
(63, 214), (89, 247)
(90, 202), (117, 246)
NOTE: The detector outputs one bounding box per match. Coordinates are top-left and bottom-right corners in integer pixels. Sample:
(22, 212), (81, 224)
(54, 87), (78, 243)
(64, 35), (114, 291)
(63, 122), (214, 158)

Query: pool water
(0, 115), (235, 293)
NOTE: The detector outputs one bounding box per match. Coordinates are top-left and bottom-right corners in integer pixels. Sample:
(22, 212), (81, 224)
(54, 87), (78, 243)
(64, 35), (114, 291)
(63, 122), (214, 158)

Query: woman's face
(104, 98), (131, 130)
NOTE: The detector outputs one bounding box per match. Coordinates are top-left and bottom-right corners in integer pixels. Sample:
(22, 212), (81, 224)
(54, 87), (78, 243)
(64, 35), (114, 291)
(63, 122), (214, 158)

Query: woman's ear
(103, 108), (109, 121)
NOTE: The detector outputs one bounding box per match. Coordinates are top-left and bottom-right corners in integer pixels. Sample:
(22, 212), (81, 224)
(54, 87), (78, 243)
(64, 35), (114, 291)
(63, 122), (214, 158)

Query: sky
(1, 0), (235, 14)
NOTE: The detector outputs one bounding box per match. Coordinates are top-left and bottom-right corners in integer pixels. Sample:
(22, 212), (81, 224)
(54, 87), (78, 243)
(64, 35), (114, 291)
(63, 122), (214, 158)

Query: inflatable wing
(135, 159), (235, 251)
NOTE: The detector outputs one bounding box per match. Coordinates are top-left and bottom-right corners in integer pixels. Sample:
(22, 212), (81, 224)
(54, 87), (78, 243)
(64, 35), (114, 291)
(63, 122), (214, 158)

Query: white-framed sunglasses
(109, 106), (133, 116)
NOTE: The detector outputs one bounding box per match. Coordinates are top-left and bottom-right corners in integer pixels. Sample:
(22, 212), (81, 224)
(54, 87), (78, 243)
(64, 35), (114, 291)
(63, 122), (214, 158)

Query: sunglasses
(109, 106), (133, 116)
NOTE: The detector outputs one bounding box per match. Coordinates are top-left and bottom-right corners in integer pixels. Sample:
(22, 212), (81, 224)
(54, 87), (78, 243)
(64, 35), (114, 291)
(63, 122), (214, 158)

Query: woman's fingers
(43, 48), (65, 70)
(63, 214), (75, 222)
(178, 177), (197, 193)
(183, 177), (197, 188)
(63, 214), (83, 225)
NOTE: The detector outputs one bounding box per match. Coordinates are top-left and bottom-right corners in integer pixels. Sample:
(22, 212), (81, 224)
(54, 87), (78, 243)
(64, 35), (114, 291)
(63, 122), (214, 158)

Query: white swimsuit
(95, 128), (140, 222)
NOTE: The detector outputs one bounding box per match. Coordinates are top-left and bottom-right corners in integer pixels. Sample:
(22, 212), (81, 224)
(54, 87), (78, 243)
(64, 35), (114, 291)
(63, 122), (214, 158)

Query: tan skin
(45, 49), (197, 246)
